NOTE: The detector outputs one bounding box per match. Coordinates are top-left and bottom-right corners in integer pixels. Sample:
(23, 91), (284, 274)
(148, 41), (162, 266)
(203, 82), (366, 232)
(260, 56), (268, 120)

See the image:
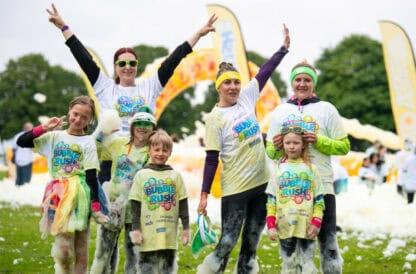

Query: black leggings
(214, 183), (267, 273)
(408, 192), (415, 204)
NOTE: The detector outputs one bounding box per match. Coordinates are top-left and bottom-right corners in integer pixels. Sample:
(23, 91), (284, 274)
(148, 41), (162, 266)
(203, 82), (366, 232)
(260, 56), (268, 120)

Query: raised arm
(158, 15), (218, 86)
(17, 117), (63, 148)
(46, 4), (100, 85)
(255, 24), (290, 91)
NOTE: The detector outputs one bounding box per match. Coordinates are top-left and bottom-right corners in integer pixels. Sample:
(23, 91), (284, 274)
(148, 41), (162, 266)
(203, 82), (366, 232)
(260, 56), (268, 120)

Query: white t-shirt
(13, 131), (34, 166)
(93, 71), (163, 135)
(358, 166), (378, 183)
(33, 130), (99, 178)
(204, 79), (269, 197)
(267, 101), (347, 194)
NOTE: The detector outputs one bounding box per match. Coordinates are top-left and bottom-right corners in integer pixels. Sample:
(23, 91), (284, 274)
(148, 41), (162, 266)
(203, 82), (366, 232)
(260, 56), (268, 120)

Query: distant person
(394, 138), (413, 195)
(365, 140), (381, 156)
(358, 157), (378, 195)
(401, 147), (416, 204)
(12, 122), (34, 186)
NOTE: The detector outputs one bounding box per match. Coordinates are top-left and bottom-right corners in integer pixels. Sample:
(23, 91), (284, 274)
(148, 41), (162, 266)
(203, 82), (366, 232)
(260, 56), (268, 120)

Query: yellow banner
(207, 4), (250, 86)
(379, 21), (416, 144)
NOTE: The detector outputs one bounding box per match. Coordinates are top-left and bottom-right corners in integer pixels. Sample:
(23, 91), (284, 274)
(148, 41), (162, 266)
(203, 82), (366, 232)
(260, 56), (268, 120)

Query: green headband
(290, 66), (318, 86)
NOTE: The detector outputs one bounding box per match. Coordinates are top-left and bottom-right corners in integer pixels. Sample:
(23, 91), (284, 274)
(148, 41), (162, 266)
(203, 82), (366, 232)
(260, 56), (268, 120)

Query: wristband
(311, 217), (322, 228)
(91, 201), (101, 212)
(266, 216), (277, 230)
(33, 125), (45, 137)
(61, 25), (69, 32)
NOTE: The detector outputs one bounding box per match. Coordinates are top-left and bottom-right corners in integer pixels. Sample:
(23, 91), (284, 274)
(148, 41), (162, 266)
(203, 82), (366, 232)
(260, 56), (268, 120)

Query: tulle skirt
(39, 175), (90, 238)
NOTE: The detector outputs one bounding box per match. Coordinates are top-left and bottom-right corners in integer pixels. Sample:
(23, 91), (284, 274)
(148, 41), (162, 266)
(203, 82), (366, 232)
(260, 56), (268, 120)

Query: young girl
(266, 126), (325, 274)
(91, 110), (156, 274)
(129, 129), (189, 273)
(17, 96), (108, 274)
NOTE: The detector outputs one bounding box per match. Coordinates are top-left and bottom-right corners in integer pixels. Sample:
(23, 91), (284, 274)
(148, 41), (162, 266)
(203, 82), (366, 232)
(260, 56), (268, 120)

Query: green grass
(0, 202), (415, 273)
(0, 170), (8, 181)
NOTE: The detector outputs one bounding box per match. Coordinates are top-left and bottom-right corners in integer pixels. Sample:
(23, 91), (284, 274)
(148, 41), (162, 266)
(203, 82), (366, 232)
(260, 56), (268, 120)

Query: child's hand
(43, 117), (63, 132)
(129, 230), (143, 245)
(307, 224), (320, 239)
(91, 201), (109, 224)
(182, 229), (190, 246)
(267, 228), (278, 241)
(92, 211), (109, 224)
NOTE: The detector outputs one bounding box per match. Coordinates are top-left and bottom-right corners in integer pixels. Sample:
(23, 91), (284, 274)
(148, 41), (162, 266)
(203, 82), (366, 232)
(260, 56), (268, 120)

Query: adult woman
(266, 62), (350, 274)
(47, 4), (217, 183)
(197, 25), (290, 274)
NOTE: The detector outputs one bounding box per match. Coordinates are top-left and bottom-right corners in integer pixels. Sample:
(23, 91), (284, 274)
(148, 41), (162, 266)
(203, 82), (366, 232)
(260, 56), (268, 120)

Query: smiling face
(283, 132), (304, 160)
(132, 122), (154, 145)
(68, 103), (93, 134)
(114, 52), (138, 86)
(218, 78), (241, 107)
(149, 143), (171, 165)
(292, 73), (314, 101)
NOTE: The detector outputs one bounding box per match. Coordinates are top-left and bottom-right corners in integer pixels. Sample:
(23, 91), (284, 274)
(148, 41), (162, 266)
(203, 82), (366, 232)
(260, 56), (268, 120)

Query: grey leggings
(318, 194), (343, 274)
(90, 223), (137, 274)
(212, 183), (267, 273)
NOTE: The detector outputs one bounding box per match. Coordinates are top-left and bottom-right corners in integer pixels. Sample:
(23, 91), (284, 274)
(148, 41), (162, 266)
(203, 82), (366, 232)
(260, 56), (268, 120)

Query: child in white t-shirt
(17, 96), (108, 273)
(129, 130), (189, 273)
(266, 126), (325, 273)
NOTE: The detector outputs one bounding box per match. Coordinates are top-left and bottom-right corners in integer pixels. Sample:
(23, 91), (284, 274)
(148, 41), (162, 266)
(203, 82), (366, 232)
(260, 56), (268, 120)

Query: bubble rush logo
(144, 177), (177, 211)
(52, 141), (82, 174)
(278, 170), (312, 204)
(114, 155), (143, 186)
(282, 114), (319, 133)
(115, 96), (146, 117)
(232, 115), (260, 142)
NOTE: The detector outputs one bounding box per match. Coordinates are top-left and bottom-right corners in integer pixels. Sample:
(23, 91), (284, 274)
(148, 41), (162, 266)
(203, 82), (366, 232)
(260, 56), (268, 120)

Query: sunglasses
(115, 59), (138, 68)
(133, 121), (153, 128)
(281, 126), (304, 135)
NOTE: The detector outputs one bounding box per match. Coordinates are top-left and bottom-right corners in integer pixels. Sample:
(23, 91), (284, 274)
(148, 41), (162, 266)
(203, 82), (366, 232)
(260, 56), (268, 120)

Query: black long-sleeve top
(65, 35), (192, 87)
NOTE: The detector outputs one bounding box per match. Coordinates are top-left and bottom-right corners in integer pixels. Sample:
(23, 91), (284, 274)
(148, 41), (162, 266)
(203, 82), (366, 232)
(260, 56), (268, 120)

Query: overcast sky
(1, 0), (415, 89)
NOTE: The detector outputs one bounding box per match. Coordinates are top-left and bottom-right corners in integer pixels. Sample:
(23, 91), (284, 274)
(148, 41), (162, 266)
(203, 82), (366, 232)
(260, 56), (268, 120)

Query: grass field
(0, 202), (414, 274)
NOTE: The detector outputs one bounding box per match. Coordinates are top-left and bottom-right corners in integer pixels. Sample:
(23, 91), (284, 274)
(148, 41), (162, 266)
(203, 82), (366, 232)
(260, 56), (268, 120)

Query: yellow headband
(215, 71), (241, 90)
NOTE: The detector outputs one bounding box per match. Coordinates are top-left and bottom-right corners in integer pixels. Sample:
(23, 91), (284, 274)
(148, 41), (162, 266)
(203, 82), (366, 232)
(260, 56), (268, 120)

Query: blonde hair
(149, 129), (173, 151)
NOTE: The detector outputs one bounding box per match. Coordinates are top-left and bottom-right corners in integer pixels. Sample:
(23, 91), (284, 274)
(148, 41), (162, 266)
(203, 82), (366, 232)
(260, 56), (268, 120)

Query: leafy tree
(132, 45), (168, 75)
(315, 35), (392, 150)
(0, 54), (84, 139)
(247, 51), (287, 97)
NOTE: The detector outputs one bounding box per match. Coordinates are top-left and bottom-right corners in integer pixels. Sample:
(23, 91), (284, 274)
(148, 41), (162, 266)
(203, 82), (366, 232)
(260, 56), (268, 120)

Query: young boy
(129, 129), (190, 273)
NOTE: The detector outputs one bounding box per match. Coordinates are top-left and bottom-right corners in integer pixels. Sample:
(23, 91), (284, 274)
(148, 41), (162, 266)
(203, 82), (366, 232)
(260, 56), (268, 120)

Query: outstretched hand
(282, 24), (290, 49)
(198, 14), (218, 37)
(46, 3), (65, 29)
(42, 117), (63, 132)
